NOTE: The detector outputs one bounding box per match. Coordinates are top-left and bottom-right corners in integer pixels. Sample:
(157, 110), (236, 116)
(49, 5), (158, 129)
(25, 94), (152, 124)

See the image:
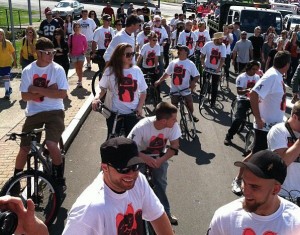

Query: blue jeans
(152, 160), (170, 215)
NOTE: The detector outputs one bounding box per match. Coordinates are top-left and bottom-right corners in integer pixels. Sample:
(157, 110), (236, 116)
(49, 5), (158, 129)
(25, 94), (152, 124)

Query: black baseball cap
(100, 137), (144, 169)
(234, 150), (287, 184)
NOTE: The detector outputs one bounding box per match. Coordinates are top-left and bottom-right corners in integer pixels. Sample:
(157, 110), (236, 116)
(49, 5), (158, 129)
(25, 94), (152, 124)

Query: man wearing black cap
(38, 8), (60, 41)
(136, 23), (152, 53)
(63, 137), (174, 235)
(155, 44), (200, 122)
(207, 150), (300, 235)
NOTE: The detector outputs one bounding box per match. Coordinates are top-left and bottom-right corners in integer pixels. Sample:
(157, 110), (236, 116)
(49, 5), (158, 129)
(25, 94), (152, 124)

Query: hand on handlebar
(139, 153), (158, 168)
(92, 98), (101, 111)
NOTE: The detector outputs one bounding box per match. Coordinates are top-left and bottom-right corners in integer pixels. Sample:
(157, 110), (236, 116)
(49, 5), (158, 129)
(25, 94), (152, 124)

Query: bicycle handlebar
(6, 128), (45, 141)
(97, 102), (138, 117)
(204, 68), (221, 75)
(163, 87), (190, 97)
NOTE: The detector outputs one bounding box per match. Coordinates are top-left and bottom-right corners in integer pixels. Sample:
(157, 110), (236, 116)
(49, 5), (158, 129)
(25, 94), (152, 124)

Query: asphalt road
(49, 76), (250, 235)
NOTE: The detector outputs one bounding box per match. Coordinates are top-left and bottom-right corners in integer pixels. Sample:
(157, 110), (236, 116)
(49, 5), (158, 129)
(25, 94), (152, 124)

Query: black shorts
(252, 129), (268, 154)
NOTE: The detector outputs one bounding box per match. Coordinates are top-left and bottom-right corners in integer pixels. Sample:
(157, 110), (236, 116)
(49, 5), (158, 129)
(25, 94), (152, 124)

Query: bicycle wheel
(199, 81), (209, 111)
(144, 86), (159, 116)
(144, 220), (156, 235)
(181, 103), (196, 140)
(92, 70), (102, 96)
(0, 170), (61, 227)
(244, 129), (255, 155)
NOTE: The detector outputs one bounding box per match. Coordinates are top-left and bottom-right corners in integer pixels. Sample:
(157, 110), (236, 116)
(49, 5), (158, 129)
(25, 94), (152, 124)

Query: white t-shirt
(140, 43), (160, 69)
(152, 26), (168, 52)
(236, 72), (260, 100)
(20, 61), (69, 116)
(128, 116), (182, 153)
(222, 33), (233, 55)
(201, 41), (226, 70)
(268, 122), (300, 197)
(177, 30), (198, 56)
(165, 58), (200, 96)
(252, 67), (286, 131)
(136, 31), (150, 51)
(194, 30), (211, 50)
(77, 18), (97, 41)
(99, 66), (148, 114)
(93, 26), (115, 49)
(62, 172), (164, 235)
(208, 197), (300, 235)
(104, 30), (135, 62)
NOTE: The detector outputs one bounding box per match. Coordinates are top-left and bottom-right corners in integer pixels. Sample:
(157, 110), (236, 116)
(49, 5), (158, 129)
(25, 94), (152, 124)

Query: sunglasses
(116, 23), (122, 26)
(54, 34), (60, 36)
(152, 39), (158, 41)
(108, 163), (141, 174)
(39, 50), (56, 55)
(124, 52), (135, 58)
(27, 31), (33, 34)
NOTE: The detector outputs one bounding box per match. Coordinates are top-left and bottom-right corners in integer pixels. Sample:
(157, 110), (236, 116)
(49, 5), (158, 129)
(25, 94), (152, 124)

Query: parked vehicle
(286, 15), (300, 30)
(182, 0), (198, 12)
(271, 2), (297, 15)
(52, 0), (84, 19)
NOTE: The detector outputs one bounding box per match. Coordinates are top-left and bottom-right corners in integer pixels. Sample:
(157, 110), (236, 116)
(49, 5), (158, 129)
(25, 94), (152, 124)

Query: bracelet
(169, 146), (179, 155)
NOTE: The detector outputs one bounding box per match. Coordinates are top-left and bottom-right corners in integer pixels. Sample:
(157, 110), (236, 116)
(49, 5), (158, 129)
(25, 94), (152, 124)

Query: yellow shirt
(20, 38), (37, 60)
(0, 40), (15, 67)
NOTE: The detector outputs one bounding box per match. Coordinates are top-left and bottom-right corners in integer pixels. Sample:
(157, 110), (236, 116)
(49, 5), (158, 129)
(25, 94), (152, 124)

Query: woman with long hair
(92, 43), (147, 137)
(68, 22), (87, 88)
(0, 28), (17, 99)
(261, 33), (276, 72)
(88, 10), (100, 27)
(20, 26), (37, 70)
(64, 14), (74, 39)
(53, 28), (70, 77)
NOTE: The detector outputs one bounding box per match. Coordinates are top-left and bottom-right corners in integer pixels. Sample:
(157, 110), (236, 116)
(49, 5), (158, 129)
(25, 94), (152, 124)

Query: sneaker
(76, 82), (83, 88)
(192, 115), (199, 123)
(231, 177), (242, 196)
(224, 135), (232, 146)
(4, 87), (12, 99)
(167, 214), (178, 226)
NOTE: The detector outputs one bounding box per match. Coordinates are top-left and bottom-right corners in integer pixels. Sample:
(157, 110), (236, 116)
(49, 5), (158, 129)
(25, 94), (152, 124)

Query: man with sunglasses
(104, 15), (141, 63)
(15, 37), (68, 191)
(128, 102), (181, 226)
(63, 137), (174, 235)
(92, 14), (115, 73)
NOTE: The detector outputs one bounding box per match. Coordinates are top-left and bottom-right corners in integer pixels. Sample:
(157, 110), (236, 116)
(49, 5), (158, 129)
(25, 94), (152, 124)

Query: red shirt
(102, 7), (115, 19)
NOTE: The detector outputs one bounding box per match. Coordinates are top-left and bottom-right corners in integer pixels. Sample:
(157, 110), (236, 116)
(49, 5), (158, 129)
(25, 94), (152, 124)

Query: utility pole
(8, 0), (15, 49)
(28, 0), (32, 25)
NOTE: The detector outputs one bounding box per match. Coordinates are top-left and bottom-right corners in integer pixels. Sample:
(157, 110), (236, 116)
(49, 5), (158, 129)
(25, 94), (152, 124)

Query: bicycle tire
(144, 220), (156, 235)
(199, 81), (209, 111)
(244, 129), (255, 155)
(0, 170), (61, 227)
(92, 70), (102, 96)
(144, 86), (159, 116)
(181, 104), (196, 140)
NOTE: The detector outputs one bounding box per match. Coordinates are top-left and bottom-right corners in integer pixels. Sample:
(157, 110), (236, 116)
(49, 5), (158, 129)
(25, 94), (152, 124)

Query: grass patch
(0, 6), (40, 28)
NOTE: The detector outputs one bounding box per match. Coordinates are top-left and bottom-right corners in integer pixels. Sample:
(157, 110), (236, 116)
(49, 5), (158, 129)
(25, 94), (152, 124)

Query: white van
(271, 2), (298, 15)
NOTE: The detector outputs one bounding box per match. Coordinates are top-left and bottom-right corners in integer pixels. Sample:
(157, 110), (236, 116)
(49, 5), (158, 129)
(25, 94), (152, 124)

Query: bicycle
(164, 87), (196, 140)
(198, 68), (221, 110)
(91, 70), (103, 96)
(280, 189), (300, 206)
(143, 73), (160, 116)
(0, 128), (65, 227)
(97, 103), (139, 139)
(230, 98), (254, 155)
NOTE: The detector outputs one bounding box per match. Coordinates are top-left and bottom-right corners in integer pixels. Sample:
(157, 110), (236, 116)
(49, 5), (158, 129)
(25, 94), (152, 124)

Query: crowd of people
(3, 1), (300, 234)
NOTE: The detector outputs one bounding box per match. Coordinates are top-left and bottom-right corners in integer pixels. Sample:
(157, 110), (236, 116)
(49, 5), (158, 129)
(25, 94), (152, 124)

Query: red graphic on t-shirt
(281, 81), (286, 111)
(209, 48), (220, 65)
(146, 134), (167, 154)
(118, 74), (138, 102)
(173, 64), (186, 86)
(154, 30), (162, 42)
(146, 50), (155, 67)
(197, 35), (205, 48)
(222, 37), (230, 46)
(144, 38), (149, 44)
(116, 203), (144, 235)
(243, 228), (277, 235)
(32, 74), (49, 102)
(186, 35), (193, 49)
(104, 31), (112, 48)
(246, 80), (257, 98)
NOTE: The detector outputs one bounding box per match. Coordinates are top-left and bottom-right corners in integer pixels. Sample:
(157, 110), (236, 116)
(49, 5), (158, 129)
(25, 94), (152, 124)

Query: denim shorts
(0, 66), (11, 78)
(70, 54), (85, 63)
